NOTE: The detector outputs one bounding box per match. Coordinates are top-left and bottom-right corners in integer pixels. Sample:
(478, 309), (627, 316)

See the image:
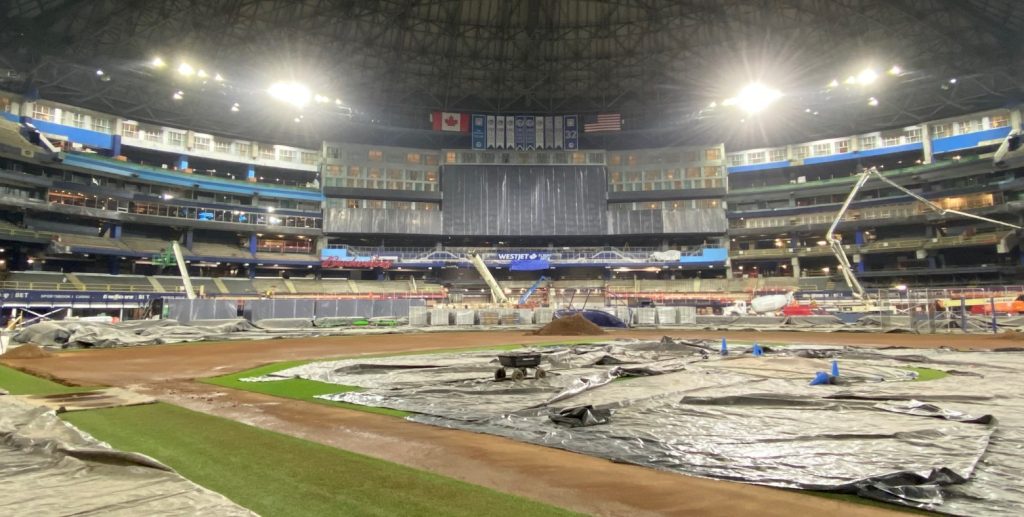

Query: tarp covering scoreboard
(472, 115), (578, 150)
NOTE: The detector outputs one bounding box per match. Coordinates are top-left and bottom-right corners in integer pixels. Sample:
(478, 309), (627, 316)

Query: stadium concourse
(2, 0), (1024, 515)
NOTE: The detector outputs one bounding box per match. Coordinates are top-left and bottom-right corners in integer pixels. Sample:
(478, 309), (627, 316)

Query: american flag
(583, 113), (622, 132)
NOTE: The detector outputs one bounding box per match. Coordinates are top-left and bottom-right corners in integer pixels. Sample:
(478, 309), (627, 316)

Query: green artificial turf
(205, 373), (409, 417)
(907, 367), (949, 382)
(0, 363), (94, 395)
(63, 403), (579, 517)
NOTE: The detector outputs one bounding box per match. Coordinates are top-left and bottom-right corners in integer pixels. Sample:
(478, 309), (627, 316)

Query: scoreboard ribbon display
(472, 114), (580, 150)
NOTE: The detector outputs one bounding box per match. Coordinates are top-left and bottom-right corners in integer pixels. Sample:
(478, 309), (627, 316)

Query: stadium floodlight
(888, 65), (902, 75)
(267, 81), (312, 108)
(152, 57), (166, 68)
(856, 68), (878, 85)
(177, 62), (195, 76)
(722, 82), (782, 114)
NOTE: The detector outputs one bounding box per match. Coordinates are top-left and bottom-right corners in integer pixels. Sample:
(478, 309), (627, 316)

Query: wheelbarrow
(494, 352), (546, 381)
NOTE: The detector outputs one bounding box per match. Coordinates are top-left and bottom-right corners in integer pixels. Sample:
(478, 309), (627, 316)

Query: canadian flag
(431, 111), (469, 132)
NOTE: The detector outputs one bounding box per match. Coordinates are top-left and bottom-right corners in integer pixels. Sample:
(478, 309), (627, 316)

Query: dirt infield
(4, 328), (1006, 516)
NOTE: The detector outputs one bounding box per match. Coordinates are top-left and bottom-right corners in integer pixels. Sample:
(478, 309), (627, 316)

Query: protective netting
(253, 339), (1024, 515)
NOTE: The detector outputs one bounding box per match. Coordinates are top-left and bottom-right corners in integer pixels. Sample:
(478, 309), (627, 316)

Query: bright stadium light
(722, 82), (783, 114)
(856, 68), (878, 85)
(152, 56), (166, 68)
(177, 62), (195, 76)
(267, 81), (312, 108)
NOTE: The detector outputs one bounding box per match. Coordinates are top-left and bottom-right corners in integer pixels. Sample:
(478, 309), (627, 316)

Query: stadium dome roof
(2, 0), (1022, 147)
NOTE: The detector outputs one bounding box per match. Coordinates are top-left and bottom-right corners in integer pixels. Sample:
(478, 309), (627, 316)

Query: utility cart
(494, 352), (546, 381)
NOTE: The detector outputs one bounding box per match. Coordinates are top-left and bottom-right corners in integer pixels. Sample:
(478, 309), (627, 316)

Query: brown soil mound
(534, 313), (605, 336)
(0, 344), (54, 359)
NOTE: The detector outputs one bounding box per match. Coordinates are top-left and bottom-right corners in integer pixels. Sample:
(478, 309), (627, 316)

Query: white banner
(495, 116), (506, 149)
(554, 116), (564, 149)
(535, 116), (544, 150)
(506, 115), (515, 150)
(486, 115), (496, 149)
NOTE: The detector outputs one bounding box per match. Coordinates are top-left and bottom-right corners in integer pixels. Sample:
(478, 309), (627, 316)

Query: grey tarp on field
(0, 396), (252, 515)
(255, 340), (1024, 515)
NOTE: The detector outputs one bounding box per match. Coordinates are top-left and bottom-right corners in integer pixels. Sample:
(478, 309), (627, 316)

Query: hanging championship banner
(486, 115), (496, 149)
(471, 114), (486, 149)
(505, 115), (515, 149)
(564, 115), (579, 150)
(535, 116), (545, 149)
(554, 116), (564, 149)
(515, 116), (526, 150)
(524, 116), (536, 149)
(495, 116), (506, 149)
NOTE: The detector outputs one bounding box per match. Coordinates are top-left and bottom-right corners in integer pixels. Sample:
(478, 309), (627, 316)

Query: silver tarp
(0, 396), (252, 515)
(442, 165), (607, 236)
(165, 299), (239, 323)
(323, 207), (443, 234)
(253, 339), (1024, 515)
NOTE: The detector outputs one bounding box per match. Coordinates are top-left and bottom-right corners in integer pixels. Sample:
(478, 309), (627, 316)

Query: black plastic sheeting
(255, 339), (1024, 515)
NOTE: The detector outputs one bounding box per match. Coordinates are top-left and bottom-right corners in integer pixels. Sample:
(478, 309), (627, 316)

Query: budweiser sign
(321, 258), (393, 269)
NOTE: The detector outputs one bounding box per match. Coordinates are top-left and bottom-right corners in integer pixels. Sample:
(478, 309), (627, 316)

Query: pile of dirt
(0, 344), (54, 359)
(534, 314), (605, 336)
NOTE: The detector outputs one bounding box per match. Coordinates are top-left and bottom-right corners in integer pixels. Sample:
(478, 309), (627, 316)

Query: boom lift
(827, 166), (1021, 298)
(518, 276), (549, 305)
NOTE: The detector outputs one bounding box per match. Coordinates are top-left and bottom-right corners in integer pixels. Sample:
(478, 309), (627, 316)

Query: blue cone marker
(752, 343), (763, 357)
(720, 337), (728, 356)
(810, 371), (831, 385)
(831, 360), (840, 377)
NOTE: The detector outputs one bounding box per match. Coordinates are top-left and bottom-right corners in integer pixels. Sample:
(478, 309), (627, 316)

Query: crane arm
(827, 167), (1021, 299)
(171, 240), (197, 299)
(469, 252), (509, 304)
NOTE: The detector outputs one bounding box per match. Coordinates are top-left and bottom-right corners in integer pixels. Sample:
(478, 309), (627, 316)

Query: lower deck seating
(189, 242), (252, 259)
(3, 271), (70, 289)
(76, 274), (156, 292)
(219, 278), (256, 295)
